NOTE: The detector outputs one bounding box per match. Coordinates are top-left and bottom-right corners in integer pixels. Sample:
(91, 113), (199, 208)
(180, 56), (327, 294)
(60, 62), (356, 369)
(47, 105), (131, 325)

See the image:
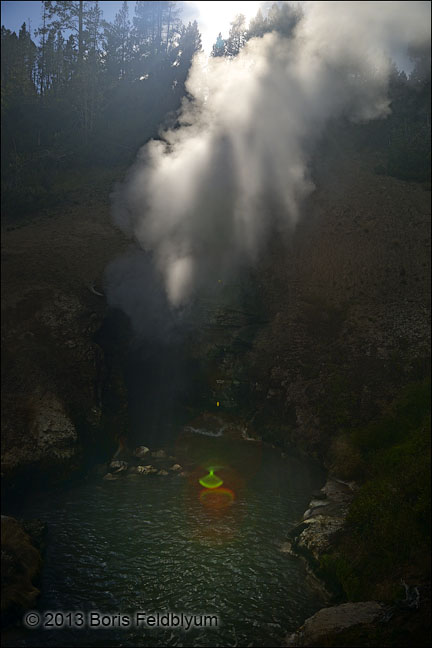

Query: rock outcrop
(1, 203), (128, 491)
(286, 601), (389, 646)
(2, 393), (80, 483)
(285, 479), (356, 565)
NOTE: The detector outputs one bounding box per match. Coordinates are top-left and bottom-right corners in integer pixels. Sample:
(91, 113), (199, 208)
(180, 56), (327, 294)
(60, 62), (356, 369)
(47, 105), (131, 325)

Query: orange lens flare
(199, 487), (235, 509)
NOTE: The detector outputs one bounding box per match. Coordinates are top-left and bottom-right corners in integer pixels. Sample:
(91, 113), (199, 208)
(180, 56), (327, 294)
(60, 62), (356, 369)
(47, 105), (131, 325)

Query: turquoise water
(6, 442), (326, 647)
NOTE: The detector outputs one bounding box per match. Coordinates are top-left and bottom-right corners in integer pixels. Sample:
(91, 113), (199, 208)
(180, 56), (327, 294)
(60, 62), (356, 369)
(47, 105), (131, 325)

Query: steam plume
(110, 1), (430, 311)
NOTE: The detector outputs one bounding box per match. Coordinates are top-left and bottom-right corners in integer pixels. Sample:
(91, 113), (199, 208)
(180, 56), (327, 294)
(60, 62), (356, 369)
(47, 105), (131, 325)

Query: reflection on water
(6, 440), (326, 647)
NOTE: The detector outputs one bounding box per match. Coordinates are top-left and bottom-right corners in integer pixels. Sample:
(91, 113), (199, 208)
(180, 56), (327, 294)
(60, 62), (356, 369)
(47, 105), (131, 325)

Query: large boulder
(286, 601), (389, 646)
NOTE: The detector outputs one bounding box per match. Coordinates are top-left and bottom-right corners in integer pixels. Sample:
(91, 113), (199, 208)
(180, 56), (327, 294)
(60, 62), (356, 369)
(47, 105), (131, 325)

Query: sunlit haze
(187, 1), (263, 52)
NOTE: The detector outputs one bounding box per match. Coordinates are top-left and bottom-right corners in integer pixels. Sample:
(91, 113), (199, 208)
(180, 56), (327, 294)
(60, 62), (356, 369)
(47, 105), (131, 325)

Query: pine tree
(224, 14), (246, 58)
(163, 1), (182, 54)
(18, 22), (37, 92)
(63, 35), (77, 83)
(178, 20), (202, 61)
(133, 1), (181, 73)
(246, 3), (302, 42)
(247, 9), (267, 40)
(44, 1), (87, 62)
(102, 1), (132, 82)
(211, 33), (225, 57)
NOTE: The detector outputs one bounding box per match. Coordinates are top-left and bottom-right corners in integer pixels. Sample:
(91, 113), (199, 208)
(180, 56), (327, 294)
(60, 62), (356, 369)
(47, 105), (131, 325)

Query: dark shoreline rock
(1, 516), (43, 625)
(281, 479), (431, 646)
(286, 479), (355, 567)
(20, 519), (47, 553)
(285, 601), (390, 647)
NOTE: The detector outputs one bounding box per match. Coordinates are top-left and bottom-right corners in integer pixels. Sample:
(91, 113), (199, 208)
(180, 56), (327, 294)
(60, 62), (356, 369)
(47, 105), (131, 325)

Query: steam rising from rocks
(110, 1), (430, 311)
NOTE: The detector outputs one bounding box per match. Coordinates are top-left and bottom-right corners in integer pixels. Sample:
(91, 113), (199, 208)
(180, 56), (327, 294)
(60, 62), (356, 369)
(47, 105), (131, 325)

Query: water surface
(6, 442), (325, 647)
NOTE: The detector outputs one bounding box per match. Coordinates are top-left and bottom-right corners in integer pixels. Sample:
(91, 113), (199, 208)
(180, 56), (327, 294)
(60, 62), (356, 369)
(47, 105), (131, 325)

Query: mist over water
(108, 1), (430, 316)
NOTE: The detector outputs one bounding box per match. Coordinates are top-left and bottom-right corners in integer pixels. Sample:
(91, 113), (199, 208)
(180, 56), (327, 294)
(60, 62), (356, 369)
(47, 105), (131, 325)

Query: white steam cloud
(112, 1), (430, 308)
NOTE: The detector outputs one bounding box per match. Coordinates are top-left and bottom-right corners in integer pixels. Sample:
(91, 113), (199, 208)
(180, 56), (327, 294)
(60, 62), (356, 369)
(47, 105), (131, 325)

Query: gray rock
(157, 469), (169, 476)
(286, 601), (388, 646)
(297, 515), (346, 560)
(133, 446), (150, 459)
(303, 501), (331, 520)
(280, 542), (294, 554)
(109, 460), (128, 473)
(309, 499), (329, 509)
(136, 465), (158, 475)
(169, 464), (182, 471)
(322, 479), (354, 504)
(290, 479), (356, 562)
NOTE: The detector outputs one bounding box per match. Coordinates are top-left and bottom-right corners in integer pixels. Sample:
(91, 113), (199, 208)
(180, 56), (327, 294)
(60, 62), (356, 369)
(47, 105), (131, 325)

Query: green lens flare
(199, 468), (223, 489)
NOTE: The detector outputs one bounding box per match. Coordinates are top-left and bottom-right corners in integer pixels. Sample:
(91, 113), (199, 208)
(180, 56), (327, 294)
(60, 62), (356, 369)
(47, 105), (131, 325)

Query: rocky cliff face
(1, 203), (128, 492)
(191, 142), (430, 460)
